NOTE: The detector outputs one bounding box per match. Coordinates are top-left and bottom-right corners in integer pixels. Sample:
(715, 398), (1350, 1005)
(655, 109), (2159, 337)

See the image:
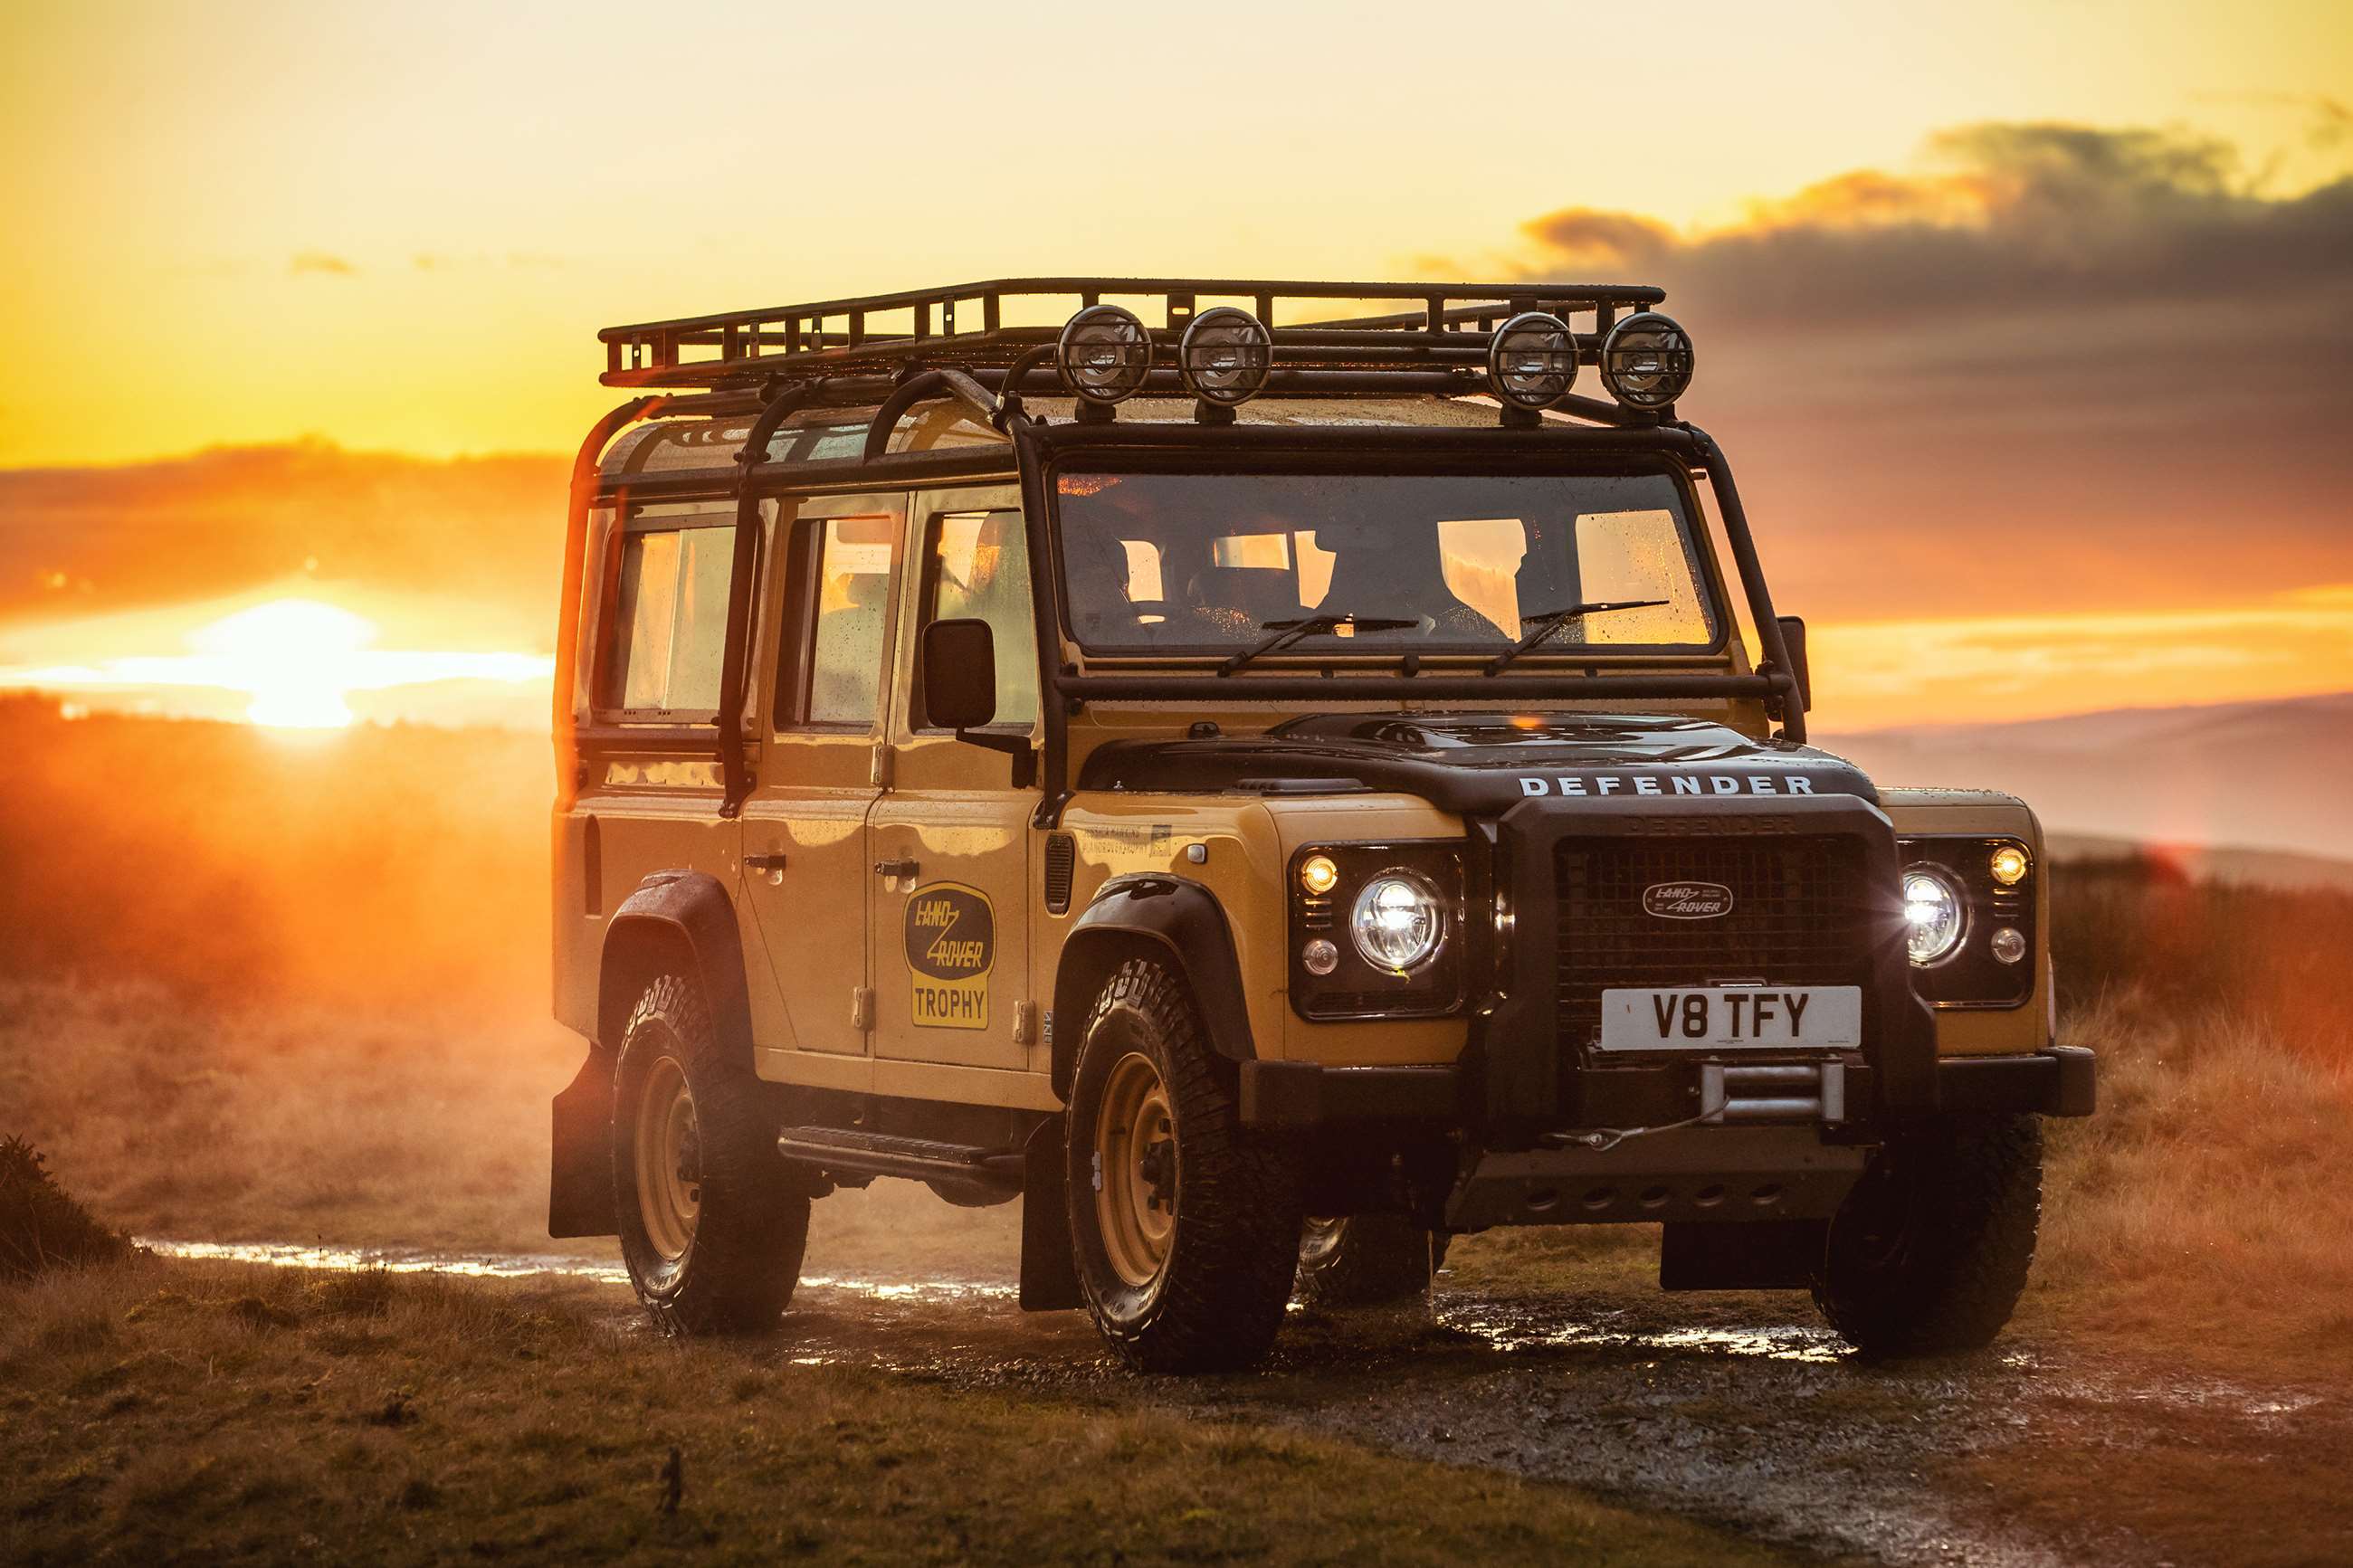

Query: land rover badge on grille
(1643, 880), (1735, 919)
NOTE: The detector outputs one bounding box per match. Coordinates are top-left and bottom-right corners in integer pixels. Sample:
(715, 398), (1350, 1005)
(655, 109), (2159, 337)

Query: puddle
(1439, 1297), (1846, 1364)
(136, 1238), (1016, 1304)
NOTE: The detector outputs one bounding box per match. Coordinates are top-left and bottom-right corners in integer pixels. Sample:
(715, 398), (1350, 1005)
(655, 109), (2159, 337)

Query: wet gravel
(145, 1239), (2346, 1566)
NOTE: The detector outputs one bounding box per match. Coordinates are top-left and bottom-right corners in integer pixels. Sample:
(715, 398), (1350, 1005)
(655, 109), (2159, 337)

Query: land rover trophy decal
(905, 882), (995, 1029)
(1643, 880), (1735, 919)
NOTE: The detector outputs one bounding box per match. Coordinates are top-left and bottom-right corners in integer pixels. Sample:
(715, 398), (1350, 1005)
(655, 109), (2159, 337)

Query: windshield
(1053, 469), (1720, 656)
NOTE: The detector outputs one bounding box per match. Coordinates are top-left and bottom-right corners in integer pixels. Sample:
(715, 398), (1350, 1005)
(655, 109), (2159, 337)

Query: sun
(188, 599), (373, 729)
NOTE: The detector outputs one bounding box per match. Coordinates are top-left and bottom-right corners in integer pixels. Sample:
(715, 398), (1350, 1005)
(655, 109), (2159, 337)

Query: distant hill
(1820, 691), (2353, 862)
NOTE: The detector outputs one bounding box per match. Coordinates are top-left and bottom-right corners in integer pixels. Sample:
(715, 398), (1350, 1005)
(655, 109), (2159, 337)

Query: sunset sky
(2, 0), (2348, 730)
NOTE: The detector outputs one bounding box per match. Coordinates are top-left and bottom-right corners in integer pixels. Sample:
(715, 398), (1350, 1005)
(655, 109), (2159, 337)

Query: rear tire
(1066, 957), (1301, 1373)
(613, 974), (809, 1335)
(1296, 1215), (1447, 1307)
(1813, 1113), (2041, 1356)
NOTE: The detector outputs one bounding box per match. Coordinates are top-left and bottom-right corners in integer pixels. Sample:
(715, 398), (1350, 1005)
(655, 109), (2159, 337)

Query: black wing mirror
(1774, 614), (1813, 712)
(919, 618), (1035, 785)
(921, 617), (997, 730)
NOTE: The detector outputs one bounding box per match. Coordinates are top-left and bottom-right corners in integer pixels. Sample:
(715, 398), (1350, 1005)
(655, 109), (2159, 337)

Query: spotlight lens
(1350, 873), (1443, 973)
(1178, 307), (1272, 405)
(1990, 927), (2027, 965)
(1902, 866), (1966, 966)
(1989, 844), (2030, 886)
(1486, 311), (1578, 408)
(1599, 311), (1694, 409)
(1301, 938), (1339, 976)
(1056, 305), (1153, 404)
(1300, 854), (1339, 896)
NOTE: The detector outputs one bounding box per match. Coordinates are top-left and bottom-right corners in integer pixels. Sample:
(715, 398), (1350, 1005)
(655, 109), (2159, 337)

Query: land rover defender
(547, 279), (2094, 1372)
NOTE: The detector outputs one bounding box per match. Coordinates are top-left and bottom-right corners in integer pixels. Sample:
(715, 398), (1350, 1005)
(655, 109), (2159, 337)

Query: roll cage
(556, 279), (1807, 828)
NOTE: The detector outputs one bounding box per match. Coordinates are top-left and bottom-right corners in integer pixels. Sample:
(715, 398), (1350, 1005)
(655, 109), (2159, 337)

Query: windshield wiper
(1483, 598), (1671, 675)
(1220, 613), (1419, 675)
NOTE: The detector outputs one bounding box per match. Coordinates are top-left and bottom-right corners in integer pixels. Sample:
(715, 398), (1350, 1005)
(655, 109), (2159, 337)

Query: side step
(776, 1126), (1024, 1193)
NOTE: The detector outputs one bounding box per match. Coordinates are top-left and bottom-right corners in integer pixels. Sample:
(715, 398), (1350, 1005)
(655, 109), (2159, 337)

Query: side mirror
(921, 618), (998, 730)
(1774, 614), (1813, 712)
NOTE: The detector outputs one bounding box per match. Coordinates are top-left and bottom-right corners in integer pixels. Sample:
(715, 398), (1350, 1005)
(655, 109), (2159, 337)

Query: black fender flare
(1050, 874), (1254, 1100)
(553, 869), (754, 1240)
(596, 869), (757, 1069)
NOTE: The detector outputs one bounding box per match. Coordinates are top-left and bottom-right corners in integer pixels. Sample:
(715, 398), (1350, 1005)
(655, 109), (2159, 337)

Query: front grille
(1554, 834), (1872, 1047)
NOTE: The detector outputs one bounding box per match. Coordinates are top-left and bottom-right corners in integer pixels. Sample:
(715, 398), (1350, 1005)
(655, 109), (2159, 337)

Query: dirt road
(145, 1239), (2344, 1566)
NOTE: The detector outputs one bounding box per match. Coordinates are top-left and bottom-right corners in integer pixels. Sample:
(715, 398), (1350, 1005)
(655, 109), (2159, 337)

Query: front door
(739, 494), (904, 1079)
(868, 488), (1041, 1078)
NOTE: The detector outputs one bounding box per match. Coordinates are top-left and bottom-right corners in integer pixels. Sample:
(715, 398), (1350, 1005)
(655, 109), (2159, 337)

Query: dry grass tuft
(0, 1135), (130, 1281)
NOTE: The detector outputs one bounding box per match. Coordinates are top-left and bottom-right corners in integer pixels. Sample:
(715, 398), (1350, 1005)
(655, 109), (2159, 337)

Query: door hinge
(852, 986), (875, 1031)
(1013, 1000), (1039, 1046)
(870, 744), (894, 789)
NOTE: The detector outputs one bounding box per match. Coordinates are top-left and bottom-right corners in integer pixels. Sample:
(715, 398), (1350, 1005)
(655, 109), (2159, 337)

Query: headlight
(1056, 305), (1153, 404)
(1486, 311), (1578, 408)
(1599, 311), (1694, 409)
(1351, 873), (1443, 973)
(1902, 866), (1966, 966)
(1177, 307), (1272, 405)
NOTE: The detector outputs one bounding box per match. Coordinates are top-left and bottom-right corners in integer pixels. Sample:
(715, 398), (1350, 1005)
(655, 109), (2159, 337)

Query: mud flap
(1018, 1116), (1082, 1311)
(548, 1049), (617, 1240)
(1660, 1219), (1826, 1291)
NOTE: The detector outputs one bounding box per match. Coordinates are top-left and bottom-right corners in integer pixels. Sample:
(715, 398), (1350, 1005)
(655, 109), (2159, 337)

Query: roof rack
(598, 276), (1665, 392)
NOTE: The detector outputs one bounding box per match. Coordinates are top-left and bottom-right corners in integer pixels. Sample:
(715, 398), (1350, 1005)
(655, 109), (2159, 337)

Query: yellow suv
(547, 280), (2094, 1372)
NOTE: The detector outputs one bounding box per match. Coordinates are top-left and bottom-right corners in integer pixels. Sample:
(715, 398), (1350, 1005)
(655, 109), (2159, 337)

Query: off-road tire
(613, 974), (809, 1335)
(1296, 1215), (1449, 1307)
(1067, 957), (1302, 1373)
(1814, 1113), (2041, 1356)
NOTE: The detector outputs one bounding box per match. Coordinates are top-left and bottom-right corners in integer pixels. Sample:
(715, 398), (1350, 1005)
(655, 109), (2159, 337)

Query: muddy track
(144, 1240), (2343, 1566)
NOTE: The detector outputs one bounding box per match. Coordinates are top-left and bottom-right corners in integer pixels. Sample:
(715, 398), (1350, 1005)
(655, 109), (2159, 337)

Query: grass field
(5, 703), (2352, 1563)
(0, 1256), (1812, 1567)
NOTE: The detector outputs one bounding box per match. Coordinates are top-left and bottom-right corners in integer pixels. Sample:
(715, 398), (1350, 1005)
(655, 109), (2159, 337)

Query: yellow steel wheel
(633, 1054), (700, 1263)
(1093, 1050), (1177, 1288)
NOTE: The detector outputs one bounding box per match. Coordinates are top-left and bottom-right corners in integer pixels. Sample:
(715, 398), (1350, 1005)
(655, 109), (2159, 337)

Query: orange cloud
(289, 251), (358, 278)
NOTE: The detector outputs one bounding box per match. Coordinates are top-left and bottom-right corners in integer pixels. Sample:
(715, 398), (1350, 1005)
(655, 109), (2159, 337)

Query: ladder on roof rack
(597, 276), (1666, 391)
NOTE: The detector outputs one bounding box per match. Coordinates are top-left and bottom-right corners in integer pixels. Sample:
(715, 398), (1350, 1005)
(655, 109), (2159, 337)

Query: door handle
(746, 853), (788, 872)
(873, 857), (920, 879)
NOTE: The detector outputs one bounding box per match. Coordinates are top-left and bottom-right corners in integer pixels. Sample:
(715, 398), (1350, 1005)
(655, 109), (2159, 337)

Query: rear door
(738, 495), (904, 1080)
(867, 487), (1042, 1079)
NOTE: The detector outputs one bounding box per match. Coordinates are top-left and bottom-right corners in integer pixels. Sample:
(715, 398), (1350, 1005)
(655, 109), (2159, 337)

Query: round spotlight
(1599, 311), (1694, 410)
(1299, 854), (1339, 896)
(1301, 938), (1339, 977)
(1989, 843), (2030, 887)
(1351, 873), (1443, 973)
(1902, 866), (1967, 967)
(1178, 307), (1272, 406)
(1990, 927), (2028, 965)
(1056, 305), (1153, 404)
(1487, 311), (1578, 409)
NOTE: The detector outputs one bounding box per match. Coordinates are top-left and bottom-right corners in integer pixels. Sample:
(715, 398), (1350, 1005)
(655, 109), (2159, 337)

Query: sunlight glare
(190, 600), (374, 729)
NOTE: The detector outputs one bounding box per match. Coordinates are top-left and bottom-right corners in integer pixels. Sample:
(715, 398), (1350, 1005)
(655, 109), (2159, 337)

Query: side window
(598, 508), (734, 717)
(777, 514), (896, 727)
(921, 509), (1037, 728)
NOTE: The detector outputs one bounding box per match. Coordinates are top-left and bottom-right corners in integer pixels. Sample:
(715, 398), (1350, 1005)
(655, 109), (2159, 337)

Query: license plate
(1597, 986), (1862, 1050)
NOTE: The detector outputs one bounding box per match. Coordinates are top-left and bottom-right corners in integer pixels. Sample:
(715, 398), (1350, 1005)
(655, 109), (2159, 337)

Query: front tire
(1296, 1215), (1447, 1307)
(1814, 1113), (2042, 1356)
(1066, 958), (1301, 1373)
(613, 974), (809, 1334)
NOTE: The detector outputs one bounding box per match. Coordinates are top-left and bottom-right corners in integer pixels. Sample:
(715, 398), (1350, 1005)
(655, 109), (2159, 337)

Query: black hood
(1077, 712), (1875, 814)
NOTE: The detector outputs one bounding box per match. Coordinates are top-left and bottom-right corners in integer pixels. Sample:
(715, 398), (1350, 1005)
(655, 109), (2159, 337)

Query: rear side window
(920, 509), (1036, 728)
(777, 515), (897, 727)
(599, 508), (734, 716)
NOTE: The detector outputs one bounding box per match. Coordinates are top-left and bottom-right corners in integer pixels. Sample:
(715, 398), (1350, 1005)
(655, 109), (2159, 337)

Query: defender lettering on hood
(1079, 712), (1875, 813)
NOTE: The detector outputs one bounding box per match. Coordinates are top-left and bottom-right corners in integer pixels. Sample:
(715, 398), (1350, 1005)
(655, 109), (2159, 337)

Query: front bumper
(1239, 1044), (2096, 1129)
